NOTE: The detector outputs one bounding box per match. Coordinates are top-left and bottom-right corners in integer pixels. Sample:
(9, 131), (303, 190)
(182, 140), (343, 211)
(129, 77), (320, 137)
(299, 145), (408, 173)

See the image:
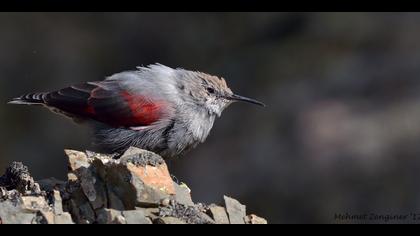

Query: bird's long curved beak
(227, 94), (266, 107)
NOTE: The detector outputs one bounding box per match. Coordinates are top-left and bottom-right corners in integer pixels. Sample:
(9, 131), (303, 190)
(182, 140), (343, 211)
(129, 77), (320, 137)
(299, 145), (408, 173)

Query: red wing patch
(84, 105), (96, 115)
(119, 91), (164, 126)
(44, 82), (166, 128)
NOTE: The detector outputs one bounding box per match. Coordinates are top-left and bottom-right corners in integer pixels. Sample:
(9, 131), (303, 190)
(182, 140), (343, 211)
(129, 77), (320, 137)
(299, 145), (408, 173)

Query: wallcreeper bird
(9, 64), (265, 159)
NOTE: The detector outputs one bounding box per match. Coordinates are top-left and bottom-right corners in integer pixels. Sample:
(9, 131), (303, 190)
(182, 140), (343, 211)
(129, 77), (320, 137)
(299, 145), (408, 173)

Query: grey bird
(8, 64), (265, 159)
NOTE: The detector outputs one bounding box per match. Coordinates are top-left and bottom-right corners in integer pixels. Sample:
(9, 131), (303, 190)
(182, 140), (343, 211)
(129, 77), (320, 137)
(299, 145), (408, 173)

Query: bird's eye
(206, 87), (215, 94)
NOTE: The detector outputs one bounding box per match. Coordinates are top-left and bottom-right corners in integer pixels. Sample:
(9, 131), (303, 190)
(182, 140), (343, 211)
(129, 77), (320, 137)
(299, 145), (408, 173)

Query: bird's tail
(8, 92), (47, 105)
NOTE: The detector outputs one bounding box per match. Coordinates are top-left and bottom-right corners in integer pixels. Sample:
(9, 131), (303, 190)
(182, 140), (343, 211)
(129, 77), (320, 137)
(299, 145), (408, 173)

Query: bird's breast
(159, 106), (216, 157)
(185, 111), (215, 143)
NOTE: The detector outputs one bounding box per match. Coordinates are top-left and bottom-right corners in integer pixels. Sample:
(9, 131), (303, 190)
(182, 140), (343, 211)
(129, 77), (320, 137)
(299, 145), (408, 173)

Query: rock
(0, 162), (42, 195)
(0, 200), (37, 224)
(97, 162), (135, 209)
(65, 150), (89, 181)
(245, 214), (268, 224)
(54, 212), (74, 224)
(80, 169), (107, 210)
(92, 149), (175, 208)
(115, 215), (126, 224)
(139, 207), (160, 221)
(66, 152), (108, 210)
(107, 188), (125, 211)
(126, 162), (175, 206)
(156, 217), (186, 224)
(21, 196), (51, 212)
(64, 181), (91, 223)
(0, 190), (65, 224)
(0, 189), (20, 203)
(77, 202), (96, 224)
(224, 195), (246, 224)
(159, 202), (214, 224)
(208, 205), (230, 224)
(78, 167), (97, 203)
(39, 211), (55, 224)
(52, 190), (63, 214)
(0, 187), (7, 199)
(66, 187), (95, 224)
(198, 211), (216, 224)
(65, 149), (90, 172)
(65, 149), (95, 191)
(0, 147), (267, 224)
(122, 210), (152, 224)
(96, 208), (125, 224)
(173, 182), (194, 207)
(120, 147), (164, 167)
(0, 162), (61, 224)
(161, 198), (171, 207)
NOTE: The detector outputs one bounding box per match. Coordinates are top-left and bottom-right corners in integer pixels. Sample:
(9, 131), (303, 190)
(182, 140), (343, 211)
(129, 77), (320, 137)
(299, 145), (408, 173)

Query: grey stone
(79, 202), (96, 223)
(0, 163), (72, 225)
(122, 210), (153, 224)
(54, 212), (74, 224)
(70, 158), (107, 210)
(65, 185), (95, 224)
(139, 207), (160, 221)
(39, 210), (55, 224)
(156, 217), (186, 224)
(91, 177), (108, 210)
(65, 150), (90, 171)
(96, 208), (125, 224)
(134, 177), (171, 207)
(173, 182), (194, 207)
(65, 149), (90, 182)
(159, 202), (214, 224)
(78, 167), (97, 203)
(104, 161), (171, 208)
(53, 190), (63, 214)
(197, 211), (216, 224)
(245, 214), (268, 224)
(21, 196), (51, 212)
(76, 148), (174, 210)
(86, 150), (116, 159)
(0, 186), (7, 198)
(208, 205), (230, 224)
(161, 198), (171, 207)
(67, 193), (95, 224)
(0, 200), (37, 224)
(102, 163), (138, 209)
(115, 215), (126, 224)
(0, 162), (42, 195)
(107, 187), (125, 211)
(120, 147), (164, 167)
(224, 195), (246, 224)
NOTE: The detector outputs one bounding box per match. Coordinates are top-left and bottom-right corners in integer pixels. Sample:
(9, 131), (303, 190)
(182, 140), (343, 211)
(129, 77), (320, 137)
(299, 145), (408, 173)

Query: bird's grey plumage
(9, 64), (265, 159)
(93, 64), (231, 158)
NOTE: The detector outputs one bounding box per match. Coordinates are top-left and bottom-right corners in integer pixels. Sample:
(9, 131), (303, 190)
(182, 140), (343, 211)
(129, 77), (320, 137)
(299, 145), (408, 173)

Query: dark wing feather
(43, 82), (166, 127)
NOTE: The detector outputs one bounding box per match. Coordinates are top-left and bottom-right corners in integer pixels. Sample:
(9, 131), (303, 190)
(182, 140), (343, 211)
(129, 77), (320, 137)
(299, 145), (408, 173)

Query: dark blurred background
(2, 12), (420, 223)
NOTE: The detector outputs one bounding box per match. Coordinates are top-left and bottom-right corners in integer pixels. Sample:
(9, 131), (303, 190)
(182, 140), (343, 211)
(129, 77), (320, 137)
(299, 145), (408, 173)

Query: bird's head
(177, 70), (265, 117)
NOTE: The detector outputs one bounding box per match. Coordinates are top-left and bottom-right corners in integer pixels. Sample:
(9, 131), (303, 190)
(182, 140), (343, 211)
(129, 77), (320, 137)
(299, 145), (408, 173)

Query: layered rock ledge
(0, 147), (267, 224)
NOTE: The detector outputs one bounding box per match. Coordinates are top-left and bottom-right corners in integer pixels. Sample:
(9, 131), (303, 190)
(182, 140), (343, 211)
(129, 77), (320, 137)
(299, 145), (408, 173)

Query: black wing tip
(7, 97), (23, 104)
(7, 93), (46, 105)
